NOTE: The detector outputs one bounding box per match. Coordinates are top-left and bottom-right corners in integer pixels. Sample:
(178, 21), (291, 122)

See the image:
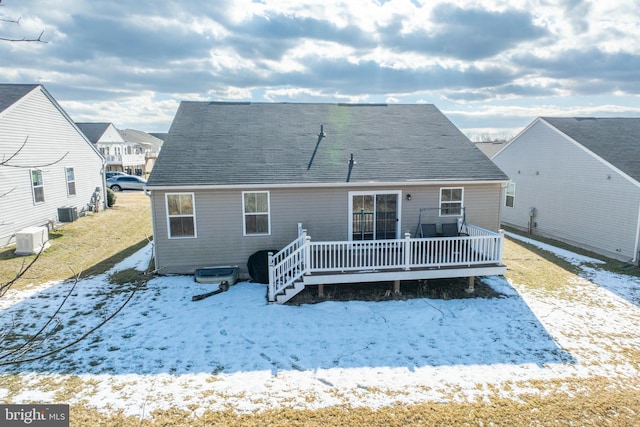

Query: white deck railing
(268, 224), (504, 302)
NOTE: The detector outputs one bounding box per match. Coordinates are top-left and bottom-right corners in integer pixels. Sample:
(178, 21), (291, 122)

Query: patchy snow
(504, 231), (605, 266)
(1, 239), (639, 419)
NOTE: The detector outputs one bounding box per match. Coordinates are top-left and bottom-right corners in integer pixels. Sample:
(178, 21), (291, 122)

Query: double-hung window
(166, 193), (196, 238)
(31, 170), (45, 203)
(505, 182), (516, 208)
(65, 167), (76, 196)
(440, 187), (463, 216)
(243, 191), (270, 235)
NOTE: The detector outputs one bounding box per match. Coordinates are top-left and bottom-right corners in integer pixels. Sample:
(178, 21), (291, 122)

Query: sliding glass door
(350, 191), (400, 240)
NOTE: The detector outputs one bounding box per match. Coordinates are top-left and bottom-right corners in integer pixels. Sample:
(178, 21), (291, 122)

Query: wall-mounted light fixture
(406, 194), (412, 201)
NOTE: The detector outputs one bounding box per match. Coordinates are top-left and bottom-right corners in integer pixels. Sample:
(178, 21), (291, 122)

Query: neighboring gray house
(146, 102), (509, 303)
(492, 117), (640, 263)
(0, 84), (105, 248)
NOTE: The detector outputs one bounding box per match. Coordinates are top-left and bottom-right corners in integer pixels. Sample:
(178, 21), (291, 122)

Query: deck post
(267, 251), (275, 302)
(403, 232), (411, 271)
(465, 276), (475, 293)
(393, 280), (401, 294)
(304, 235), (312, 275)
(318, 284), (324, 298)
(497, 229), (505, 262)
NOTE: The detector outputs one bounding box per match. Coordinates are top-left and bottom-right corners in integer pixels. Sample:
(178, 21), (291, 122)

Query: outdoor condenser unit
(58, 206), (78, 222)
(14, 226), (50, 256)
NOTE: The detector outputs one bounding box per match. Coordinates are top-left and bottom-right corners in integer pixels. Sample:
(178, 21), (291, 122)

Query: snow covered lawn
(1, 234), (639, 419)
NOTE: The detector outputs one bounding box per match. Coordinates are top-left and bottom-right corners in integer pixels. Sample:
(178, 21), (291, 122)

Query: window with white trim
(440, 187), (463, 216)
(31, 170), (45, 203)
(505, 182), (516, 208)
(243, 191), (270, 235)
(166, 193), (196, 238)
(65, 167), (76, 196)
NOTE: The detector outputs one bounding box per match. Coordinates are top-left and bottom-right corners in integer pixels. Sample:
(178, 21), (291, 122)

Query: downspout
(100, 156), (108, 210)
(145, 187), (158, 273)
(633, 200), (640, 265)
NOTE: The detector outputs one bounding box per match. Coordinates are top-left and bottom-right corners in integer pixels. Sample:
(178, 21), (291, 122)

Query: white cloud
(1, 0), (637, 137)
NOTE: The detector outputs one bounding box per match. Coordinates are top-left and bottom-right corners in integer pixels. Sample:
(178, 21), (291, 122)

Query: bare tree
(0, 0), (47, 43)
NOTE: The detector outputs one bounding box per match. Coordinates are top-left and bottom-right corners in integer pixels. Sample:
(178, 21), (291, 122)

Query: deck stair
(274, 282), (306, 304)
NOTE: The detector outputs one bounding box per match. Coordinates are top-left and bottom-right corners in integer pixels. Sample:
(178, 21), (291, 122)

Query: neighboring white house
(118, 129), (163, 174)
(76, 122), (147, 176)
(492, 117), (640, 263)
(0, 84), (105, 248)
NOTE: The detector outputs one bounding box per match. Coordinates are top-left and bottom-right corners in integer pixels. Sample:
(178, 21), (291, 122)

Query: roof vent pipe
(346, 153), (356, 182)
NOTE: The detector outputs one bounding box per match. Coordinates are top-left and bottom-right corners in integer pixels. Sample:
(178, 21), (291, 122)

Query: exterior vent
(15, 226), (50, 256)
(58, 207), (78, 223)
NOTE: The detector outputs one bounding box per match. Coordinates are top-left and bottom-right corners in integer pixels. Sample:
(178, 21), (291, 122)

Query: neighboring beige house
(76, 122), (146, 176)
(0, 84), (105, 248)
(146, 102), (510, 303)
(492, 117), (640, 264)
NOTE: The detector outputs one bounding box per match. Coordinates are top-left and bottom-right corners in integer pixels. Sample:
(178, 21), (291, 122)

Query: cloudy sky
(1, 0), (639, 139)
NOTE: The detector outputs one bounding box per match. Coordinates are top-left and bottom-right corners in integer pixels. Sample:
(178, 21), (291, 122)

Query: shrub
(106, 188), (117, 207)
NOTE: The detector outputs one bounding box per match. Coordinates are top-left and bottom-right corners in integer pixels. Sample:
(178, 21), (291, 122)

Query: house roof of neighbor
(542, 117), (640, 183)
(0, 84), (39, 114)
(119, 129), (163, 151)
(147, 102), (509, 187)
(75, 122), (113, 144)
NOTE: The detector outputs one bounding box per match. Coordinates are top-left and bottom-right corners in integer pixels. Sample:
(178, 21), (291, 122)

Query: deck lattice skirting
(268, 224), (505, 304)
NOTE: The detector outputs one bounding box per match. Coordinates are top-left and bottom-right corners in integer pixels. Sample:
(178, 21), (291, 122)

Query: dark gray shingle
(0, 84), (39, 114)
(543, 117), (640, 182)
(148, 102), (508, 186)
(75, 122), (112, 144)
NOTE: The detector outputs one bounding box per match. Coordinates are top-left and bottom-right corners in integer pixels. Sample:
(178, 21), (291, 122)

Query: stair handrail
(268, 231), (308, 302)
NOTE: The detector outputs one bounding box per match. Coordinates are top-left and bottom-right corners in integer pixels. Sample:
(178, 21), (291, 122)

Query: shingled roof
(75, 122), (113, 144)
(0, 84), (39, 114)
(147, 102), (508, 187)
(542, 117), (640, 183)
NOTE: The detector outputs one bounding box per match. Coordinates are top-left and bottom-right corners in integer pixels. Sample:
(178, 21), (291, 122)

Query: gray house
(0, 84), (105, 248)
(146, 102), (509, 303)
(492, 117), (640, 263)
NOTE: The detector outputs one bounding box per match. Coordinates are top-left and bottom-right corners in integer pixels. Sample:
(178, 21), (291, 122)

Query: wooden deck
(268, 224), (506, 304)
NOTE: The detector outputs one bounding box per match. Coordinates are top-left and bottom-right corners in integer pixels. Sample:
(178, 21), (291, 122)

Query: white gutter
(634, 200), (640, 264)
(146, 187), (158, 272)
(145, 179), (510, 192)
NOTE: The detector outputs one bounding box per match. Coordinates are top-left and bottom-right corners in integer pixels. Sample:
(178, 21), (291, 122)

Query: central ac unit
(58, 206), (78, 222)
(15, 226), (50, 256)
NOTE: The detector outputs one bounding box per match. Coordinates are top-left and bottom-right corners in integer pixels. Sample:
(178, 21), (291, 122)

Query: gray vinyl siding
(494, 120), (640, 262)
(151, 183), (503, 275)
(0, 87), (104, 247)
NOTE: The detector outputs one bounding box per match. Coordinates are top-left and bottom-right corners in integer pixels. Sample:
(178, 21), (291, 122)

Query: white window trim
(31, 169), (45, 204)
(165, 192), (197, 239)
(439, 187), (464, 217)
(242, 191), (271, 236)
(505, 182), (516, 208)
(65, 167), (76, 196)
(348, 190), (402, 240)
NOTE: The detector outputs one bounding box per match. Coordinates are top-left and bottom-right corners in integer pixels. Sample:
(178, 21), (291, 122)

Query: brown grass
(0, 192), (152, 290)
(68, 376), (640, 426)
